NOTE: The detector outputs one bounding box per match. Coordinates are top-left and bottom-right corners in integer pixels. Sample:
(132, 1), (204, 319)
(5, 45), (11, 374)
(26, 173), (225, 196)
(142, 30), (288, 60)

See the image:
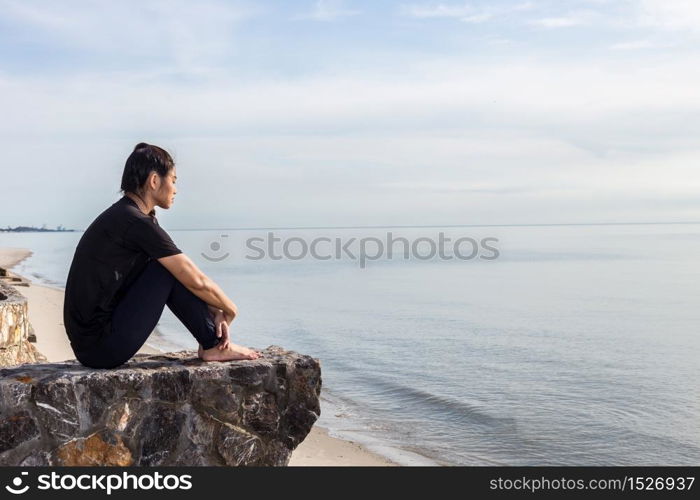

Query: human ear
(149, 171), (159, 190)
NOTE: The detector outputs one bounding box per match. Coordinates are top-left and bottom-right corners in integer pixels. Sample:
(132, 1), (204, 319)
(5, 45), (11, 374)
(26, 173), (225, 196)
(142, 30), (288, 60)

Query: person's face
(155, 168), (177, 209)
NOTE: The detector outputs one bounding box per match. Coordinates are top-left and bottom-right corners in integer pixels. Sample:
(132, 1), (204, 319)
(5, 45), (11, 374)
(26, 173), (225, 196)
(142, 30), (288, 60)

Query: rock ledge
(0, 346), (321, 466)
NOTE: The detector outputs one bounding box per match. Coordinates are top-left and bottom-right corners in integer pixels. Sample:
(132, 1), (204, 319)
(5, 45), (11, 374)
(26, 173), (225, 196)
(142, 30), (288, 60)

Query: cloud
(530, 12), (592, 28)
(2, 54), (700, 146)
(376, 181), (539, 195)
(460, 13), (492, 23)
(637, 0), (700, 32)
(610, 40), (661, 50)
(531, 17), (581, 28)
(403, 3), (477, 18)
(0, 0), (254, 70)
(401, 1), (533, 23)
(294, 0), (361, 21)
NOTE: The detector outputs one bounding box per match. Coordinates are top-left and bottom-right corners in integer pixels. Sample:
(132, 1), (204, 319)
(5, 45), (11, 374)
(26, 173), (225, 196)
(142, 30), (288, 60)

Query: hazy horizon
(7, 220), (700, 233)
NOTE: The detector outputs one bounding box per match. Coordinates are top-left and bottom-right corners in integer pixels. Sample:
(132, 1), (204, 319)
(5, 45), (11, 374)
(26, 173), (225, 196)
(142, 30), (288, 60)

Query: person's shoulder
(111, 196), (151, 221)
(84, 197), (148, 235)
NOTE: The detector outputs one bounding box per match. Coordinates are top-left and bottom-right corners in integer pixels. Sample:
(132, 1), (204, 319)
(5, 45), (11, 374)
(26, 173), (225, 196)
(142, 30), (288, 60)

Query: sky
(1, 0), (699, 229)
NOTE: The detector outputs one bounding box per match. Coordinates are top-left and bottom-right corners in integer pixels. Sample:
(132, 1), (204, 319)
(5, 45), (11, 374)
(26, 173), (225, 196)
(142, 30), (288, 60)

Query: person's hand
(208, 307), (231, 350)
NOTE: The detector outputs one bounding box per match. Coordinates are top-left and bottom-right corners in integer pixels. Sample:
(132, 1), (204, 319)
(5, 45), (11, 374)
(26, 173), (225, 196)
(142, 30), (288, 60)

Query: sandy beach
(0, 246), (395, 467)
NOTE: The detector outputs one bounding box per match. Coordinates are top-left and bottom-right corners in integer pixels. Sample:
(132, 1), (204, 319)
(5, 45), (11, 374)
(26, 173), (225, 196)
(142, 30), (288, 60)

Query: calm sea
(2, 223), (699, 466)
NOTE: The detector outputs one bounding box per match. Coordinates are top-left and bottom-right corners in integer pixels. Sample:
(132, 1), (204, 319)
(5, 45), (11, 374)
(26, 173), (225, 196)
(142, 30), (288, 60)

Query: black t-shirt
(63, 195), (182, 352)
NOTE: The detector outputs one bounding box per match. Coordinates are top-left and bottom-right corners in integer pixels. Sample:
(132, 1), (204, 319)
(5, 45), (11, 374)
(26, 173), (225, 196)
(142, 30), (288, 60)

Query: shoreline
(0, 246), (397, 466)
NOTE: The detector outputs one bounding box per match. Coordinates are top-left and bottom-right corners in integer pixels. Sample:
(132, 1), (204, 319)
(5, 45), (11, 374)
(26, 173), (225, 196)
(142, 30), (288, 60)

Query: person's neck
(125, 192), (155, 216)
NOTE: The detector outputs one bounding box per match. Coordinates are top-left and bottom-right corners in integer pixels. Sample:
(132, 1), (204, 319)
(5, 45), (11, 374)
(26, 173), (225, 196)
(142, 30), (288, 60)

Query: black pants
(75, 259), (221, 368)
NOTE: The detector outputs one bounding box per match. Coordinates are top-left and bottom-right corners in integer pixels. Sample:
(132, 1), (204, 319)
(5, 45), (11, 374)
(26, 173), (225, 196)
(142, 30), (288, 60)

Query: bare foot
(198, 342), (262, 361)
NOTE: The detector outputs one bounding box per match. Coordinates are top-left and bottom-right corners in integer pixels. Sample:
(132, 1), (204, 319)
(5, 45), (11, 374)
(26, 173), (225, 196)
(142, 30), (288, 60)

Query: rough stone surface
(0, 279), (46, 366)
(0, 346), (321, 466)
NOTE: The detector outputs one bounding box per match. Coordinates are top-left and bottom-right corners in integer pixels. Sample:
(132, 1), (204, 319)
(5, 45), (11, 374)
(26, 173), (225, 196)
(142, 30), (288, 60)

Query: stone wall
(0, 347), (321, 466)
(0, 278), (45, 366)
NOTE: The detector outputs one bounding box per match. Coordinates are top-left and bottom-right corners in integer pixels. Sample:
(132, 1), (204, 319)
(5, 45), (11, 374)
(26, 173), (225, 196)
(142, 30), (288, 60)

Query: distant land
(1, 225), (76, 232)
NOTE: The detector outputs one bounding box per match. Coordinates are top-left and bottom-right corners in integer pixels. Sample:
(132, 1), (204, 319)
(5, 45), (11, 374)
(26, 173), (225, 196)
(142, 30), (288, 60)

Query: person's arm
(158, 253), (238, 323)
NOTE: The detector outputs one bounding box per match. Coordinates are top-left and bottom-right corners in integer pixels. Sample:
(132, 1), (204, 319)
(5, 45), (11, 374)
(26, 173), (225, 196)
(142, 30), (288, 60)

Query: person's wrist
(224, 306), (237, 323)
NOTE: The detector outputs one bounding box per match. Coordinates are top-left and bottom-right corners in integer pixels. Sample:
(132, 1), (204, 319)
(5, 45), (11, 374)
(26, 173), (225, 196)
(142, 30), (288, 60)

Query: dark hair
(120, 142), (174, 196)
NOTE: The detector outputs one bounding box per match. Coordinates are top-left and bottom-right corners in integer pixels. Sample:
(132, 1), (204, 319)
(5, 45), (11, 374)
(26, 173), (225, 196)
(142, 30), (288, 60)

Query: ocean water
(2, 224), (699, 466)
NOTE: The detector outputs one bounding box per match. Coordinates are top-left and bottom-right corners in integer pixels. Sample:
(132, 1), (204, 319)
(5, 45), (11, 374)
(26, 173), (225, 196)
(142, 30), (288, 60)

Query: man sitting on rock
(63, 142), (261, 368)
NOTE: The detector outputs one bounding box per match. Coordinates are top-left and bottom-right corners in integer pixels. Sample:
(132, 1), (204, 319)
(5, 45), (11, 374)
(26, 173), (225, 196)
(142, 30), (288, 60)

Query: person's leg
(166, 278), (221, 349)
(78, 259), (220, 368)
(146, 264), (262, 361)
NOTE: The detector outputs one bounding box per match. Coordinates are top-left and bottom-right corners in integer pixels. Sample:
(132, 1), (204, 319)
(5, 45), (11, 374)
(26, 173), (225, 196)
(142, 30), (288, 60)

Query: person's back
(63, 195), (181, 355)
